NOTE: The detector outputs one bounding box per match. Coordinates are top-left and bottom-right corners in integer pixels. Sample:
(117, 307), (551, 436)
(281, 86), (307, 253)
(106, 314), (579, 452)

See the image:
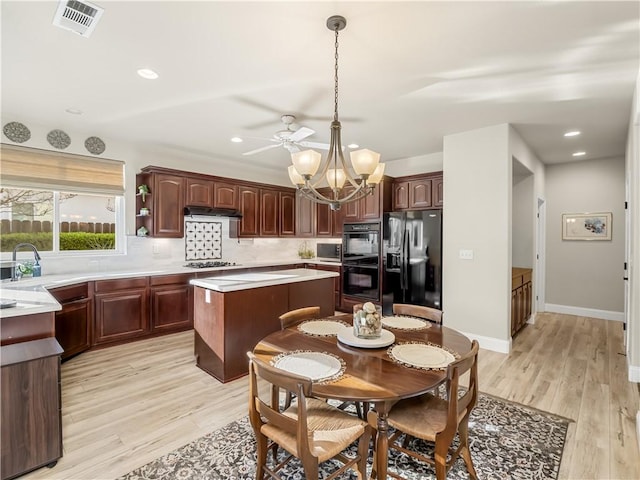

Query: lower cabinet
(511, 268), (533, 336)
(1, 338), (63, 480)
(149, 274), (194, 333)
(308, 263), (342, 312)
(49, 283), (92, 361)
(93, 278), (150, 345)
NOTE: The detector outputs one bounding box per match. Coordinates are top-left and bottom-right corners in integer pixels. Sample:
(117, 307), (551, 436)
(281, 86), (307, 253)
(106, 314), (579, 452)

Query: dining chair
(392, 303), (443, 324)
(367, 339), (480, 480)
(247, 352), (371, 480)
(279, 306), (321, 329)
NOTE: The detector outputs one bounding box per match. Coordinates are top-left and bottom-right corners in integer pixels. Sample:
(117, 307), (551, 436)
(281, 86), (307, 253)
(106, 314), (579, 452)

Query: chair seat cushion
(262, 398), (366, 463)
(387, 393), (455, 441)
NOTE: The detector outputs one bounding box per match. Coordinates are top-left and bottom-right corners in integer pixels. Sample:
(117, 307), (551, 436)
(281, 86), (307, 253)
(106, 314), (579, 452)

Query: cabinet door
(296, 193), (316, 237)
(409, 179), (432, 209)
(55, 298), (91, 360)
(214, 182), (238, 209)
(150, 285), (193, 333)
(185, 177), (213, 207)
(393, 181), (409, 210)
(432, 176), (444, 207)
(237, 186), (260, 237)
(314, 264), (341, 311)
(279, 191), (296, 237)
(260, 189), (279, 237)
(94, 288), (149, 345)
(341, 185), (359, 222)
(361, 186), (381, 220)
(316, 202), (333, 237)
(154, 174), (185, 237)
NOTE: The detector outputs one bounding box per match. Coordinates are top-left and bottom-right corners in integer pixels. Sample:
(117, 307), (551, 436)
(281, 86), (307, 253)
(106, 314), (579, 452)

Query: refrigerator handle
(401, 227), (409, 295)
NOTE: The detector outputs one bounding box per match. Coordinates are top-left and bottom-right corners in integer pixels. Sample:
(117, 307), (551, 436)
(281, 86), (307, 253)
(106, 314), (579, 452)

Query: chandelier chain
(334, 26), (339, 122)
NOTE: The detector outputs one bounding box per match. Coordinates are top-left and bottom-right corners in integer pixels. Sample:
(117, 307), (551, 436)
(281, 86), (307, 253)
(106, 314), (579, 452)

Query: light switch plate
(459, 249), (474, 260)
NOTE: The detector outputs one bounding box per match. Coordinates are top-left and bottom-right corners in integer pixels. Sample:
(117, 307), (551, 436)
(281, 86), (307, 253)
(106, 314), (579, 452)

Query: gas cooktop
(184, 261), (239, 269)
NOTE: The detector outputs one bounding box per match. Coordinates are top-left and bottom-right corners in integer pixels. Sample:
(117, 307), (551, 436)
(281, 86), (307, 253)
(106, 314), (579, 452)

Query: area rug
(119, 393), (571, 480)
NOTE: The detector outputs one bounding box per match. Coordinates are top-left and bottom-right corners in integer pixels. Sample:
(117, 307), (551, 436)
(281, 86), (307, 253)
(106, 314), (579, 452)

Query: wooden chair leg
(433, 438), (450, 480)
(458, 421), (478, 479)
(356, 427), (371, 480)
(255, 433), (268, 480)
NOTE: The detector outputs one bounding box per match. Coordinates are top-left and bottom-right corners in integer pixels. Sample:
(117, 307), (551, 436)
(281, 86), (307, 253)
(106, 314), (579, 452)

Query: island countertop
(190, 268), (339, 292)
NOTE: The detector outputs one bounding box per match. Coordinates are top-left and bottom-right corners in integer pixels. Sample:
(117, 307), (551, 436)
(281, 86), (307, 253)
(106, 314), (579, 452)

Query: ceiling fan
(242, 115), (330, 156)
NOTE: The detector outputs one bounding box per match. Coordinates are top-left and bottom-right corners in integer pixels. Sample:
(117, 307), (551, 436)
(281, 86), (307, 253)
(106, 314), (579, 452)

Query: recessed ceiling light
(347, 143), (359, 149)
(572, 151), (586, 157)
(65, 108), (83, 115)
(137, 68), (159, 80)
(564, 130), (581, 137)
(230, 137), (243, 143)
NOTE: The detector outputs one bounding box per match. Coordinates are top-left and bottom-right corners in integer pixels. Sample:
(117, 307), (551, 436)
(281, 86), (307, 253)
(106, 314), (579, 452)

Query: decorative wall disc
(85, 136), (106, 155)
(3, 122), (31, 143)
(47, 129), (71, 149)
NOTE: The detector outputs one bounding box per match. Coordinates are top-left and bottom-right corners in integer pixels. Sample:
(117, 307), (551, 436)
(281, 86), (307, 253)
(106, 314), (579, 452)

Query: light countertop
(190, 268), (339, 293)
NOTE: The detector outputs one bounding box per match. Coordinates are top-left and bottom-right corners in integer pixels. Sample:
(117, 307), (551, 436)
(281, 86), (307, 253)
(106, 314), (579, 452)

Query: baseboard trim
(459, 331), (511, 354)
(629, 364), (640, 383)
(544, 303), (624, 322)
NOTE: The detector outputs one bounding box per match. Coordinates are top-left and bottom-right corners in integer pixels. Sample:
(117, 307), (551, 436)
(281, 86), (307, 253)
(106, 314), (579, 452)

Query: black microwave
(316, 243), (341, 262)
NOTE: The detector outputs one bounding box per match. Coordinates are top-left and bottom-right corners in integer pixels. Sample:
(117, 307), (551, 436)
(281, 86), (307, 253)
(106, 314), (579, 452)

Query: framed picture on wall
(562, 212), (612, 240)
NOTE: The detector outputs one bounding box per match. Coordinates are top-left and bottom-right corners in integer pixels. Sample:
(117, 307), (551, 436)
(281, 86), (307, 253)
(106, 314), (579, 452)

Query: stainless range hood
(184, 206), (242, 218)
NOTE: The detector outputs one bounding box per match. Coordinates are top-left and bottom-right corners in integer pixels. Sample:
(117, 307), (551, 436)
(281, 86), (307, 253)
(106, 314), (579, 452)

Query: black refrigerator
(382, 210), (442, 315)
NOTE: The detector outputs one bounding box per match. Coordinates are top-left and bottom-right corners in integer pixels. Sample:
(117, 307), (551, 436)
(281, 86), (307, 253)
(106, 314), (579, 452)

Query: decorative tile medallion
(84, 136), (106, 155)
(2, 121), (31, 143)
(185, 221), (222, 261)
(47, 129), (71, 149)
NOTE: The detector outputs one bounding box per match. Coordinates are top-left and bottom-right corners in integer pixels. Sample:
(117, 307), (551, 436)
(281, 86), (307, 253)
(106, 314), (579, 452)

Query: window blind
(0, 144), (124, 195)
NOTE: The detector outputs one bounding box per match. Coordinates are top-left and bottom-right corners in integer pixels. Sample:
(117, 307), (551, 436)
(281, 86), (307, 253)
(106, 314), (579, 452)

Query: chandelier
(287, 15), (385, 211)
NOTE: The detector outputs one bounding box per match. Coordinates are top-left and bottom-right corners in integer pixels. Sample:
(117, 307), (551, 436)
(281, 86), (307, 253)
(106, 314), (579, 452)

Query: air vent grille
(52, 0), (104, 38)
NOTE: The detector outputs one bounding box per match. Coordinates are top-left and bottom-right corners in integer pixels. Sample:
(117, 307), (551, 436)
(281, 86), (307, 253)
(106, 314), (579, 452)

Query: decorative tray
(272, 350), (345, 383)
(298, 319), (350, 336)
(337, 327), (395, 349)
(388, 342), (459, 370)
(381, 315), (431, 330)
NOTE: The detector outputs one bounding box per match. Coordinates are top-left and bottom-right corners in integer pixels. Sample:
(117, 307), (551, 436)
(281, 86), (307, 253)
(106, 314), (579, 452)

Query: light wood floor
(22, 312), (639, 480)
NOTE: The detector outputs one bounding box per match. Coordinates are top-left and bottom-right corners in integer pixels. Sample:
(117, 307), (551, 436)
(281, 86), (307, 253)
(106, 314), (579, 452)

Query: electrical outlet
(459, 249), (474, 260)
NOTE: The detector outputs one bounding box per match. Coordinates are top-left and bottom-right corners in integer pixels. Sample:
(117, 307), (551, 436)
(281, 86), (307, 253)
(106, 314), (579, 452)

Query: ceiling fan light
(288, 165), (305, 186)
(326, 168), (347, 189)
(368, 163), (386, 184)
(291, 149), (322, 177)
(351, 148), (380, 176)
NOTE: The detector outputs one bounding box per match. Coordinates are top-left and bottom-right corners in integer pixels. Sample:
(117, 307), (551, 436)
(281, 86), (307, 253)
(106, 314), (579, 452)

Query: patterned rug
(120, 393), (571, 480)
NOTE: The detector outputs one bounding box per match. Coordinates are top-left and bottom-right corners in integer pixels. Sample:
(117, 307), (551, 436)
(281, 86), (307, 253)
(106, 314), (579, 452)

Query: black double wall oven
(342, 222), (381, 302)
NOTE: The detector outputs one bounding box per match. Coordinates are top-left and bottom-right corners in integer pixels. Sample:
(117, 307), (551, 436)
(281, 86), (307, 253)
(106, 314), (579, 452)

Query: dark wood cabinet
(149, 274), (193, 333)
(185, 177), (214, 207)
(295, 192), (316, 237)
(1, 338), (63, 480)
(279, 191), (296, 237)
(392, 172), (443, 211)
(316, 201), (333, 237)
(93, 278), (150, 345)
(511, 268), (532, 336)
(309, 263), (342, 311)
(49, 283), (92, 361)
(232, 185), (260, 237)
(338, 177), (391, 224)
(214, 182), (238, 209)
(260, 188), (279, 237)
(136, 170), (185, 238)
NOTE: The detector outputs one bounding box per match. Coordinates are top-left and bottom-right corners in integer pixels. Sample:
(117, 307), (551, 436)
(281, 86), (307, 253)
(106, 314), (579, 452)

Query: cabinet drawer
(49, 282), (89, 302)
(95, 277), (148, 292)
(149, 273), (193, 286)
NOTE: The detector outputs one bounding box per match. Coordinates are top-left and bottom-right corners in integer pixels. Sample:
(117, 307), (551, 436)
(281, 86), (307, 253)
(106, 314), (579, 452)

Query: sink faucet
(11, 243), (41, 281)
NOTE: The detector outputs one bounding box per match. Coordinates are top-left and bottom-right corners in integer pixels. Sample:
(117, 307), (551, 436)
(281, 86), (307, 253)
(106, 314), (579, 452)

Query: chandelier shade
(287, 15), (384, 211)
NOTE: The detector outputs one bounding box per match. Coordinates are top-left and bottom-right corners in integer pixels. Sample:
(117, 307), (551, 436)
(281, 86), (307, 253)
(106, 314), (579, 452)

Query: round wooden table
(253, 314), (473, 479)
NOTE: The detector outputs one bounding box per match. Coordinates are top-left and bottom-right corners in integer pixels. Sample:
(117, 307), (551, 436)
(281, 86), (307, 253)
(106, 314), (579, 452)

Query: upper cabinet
(136, 169), (185, 238)
(279, 191), (296, 237)
(392, 172), (443, 211)
(185, 178), (214, 207)
(214, 182), (238, 209)
(234, 185), (260, 237)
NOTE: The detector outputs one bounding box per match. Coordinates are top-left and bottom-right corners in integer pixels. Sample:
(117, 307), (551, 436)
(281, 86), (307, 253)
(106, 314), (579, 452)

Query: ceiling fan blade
(242, 144), (281, 156)
(298, 141), (331, 150)
(289, 127), (314, 142)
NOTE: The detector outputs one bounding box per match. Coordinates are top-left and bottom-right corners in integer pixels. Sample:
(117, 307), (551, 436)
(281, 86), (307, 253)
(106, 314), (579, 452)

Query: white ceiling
(2, 1), (638, 179)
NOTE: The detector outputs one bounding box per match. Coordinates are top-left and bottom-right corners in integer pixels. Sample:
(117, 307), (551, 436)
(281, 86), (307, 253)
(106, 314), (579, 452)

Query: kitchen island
(190, 268), (337, 383)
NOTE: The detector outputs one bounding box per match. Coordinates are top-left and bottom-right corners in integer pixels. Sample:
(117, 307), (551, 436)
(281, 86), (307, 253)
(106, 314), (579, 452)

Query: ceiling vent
(52, 0), (104, 38)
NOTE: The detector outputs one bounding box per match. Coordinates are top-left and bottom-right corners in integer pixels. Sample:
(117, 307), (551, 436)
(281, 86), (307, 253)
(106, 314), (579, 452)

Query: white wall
(443, 124), (511, 353)
(512, 171), (534, 268)
(384, 152), (443, 177)
(544, 157), (625, 316)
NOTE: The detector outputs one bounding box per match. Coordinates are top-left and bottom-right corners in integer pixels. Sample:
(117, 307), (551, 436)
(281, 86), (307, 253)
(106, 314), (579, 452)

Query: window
(0, 145), (125, 255)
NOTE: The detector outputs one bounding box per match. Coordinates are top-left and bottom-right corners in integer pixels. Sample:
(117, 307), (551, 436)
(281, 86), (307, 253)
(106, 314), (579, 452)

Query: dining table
(252, 312), (473, 479)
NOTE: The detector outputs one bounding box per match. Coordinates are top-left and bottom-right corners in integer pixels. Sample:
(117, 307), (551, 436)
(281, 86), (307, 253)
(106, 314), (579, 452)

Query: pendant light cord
(334, 26), (340, 123)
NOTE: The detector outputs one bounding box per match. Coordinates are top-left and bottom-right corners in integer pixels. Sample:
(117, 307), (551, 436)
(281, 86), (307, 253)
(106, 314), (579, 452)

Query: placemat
(381, 315), (431, 330)
(388, 342), (459, 370)
(298, 319), (350, 336)
(272, 350), (346, 383)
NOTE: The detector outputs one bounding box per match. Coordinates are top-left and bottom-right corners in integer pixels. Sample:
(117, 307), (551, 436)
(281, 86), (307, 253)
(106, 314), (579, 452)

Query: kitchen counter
(190, 267), (338, 292)
(0, 284), (62, 318)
